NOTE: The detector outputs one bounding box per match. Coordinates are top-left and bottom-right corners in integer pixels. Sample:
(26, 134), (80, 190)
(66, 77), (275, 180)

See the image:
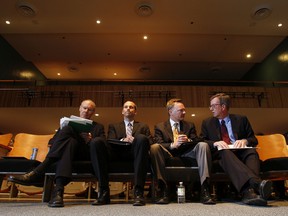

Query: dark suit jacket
(154, 119), (201, 156)
(49, 121), (106, 146)
(107, 121), (153, 145)
(200, 114), (258, 151)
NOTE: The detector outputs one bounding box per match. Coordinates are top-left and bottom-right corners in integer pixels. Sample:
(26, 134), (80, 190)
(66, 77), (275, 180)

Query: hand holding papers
(60, 115), (93, 133)
(217, 144), (256, 151)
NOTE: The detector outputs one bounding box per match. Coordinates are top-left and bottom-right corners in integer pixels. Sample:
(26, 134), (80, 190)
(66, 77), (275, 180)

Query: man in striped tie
(107, 101), (153, 206)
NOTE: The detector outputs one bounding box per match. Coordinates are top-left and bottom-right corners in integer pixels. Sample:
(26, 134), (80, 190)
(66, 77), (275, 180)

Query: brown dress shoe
(8, 171), (44, 187)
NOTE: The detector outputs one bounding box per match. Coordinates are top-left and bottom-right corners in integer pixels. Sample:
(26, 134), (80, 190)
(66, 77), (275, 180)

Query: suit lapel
(164, 120), (174, 141)
(120, 121), (126, 137)
(229, 115), (239, 140)
(213, 118), (222, 140)
(132, 121), (139, 135)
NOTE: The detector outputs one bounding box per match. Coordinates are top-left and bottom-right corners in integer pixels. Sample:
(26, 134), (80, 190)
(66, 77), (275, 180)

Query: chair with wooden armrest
(0, 133), (54, 198)
(256, 134), (288, 199)
(0, 133), (13, 157)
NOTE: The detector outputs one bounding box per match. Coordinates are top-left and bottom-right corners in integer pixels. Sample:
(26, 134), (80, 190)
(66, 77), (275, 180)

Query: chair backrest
(256, 134), (288, 161)
(7, 133), (54, 162)
(0, 133), (13, 146)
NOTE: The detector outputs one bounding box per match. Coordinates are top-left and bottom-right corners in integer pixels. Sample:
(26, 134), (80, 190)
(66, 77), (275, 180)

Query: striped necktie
(126, 122), (133, 137)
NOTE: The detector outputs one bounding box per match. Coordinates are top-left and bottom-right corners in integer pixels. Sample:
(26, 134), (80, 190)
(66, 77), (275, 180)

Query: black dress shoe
(201, 185), (216, 205)
(133, 188), (145, 206)
(242, 188), (267, 206)
(8, 171), (44, 187)
(48, 187), (64, 208)
(156, 186), (170, 204)
(92, 189), (110, 205)
(258, 180), (272, 200)
(133, 194), (145, 206)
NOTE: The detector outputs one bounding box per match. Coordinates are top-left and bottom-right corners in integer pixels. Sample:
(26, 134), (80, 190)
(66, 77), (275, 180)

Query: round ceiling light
(252, 6), (272, 20)
(16, 1), (37, 17)
(135, 2), (153, 17)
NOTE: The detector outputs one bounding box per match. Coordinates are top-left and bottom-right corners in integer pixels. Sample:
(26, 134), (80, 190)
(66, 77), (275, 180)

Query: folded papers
(60, 115), (93, 133)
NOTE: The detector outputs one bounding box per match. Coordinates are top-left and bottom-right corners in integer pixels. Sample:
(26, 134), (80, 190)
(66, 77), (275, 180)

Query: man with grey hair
(150, 98), (215, 205)
(200, 93), (272, 206)
(8, 99), (108, 208)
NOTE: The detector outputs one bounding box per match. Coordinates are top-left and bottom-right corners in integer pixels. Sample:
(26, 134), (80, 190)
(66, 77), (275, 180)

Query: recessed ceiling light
(246, 53), (252, 58)
(143, 35), (148, 40)
(278, 23), (283, 27)
(113, 73), (117, 76)
(191, 114), (196, 117)
(135, 3), (153, 17)
(251, 5), (272, 20)
(95, 113), (99, 116)
(57, 73), (61, 76)
(96, 20), (101, 24)
(5, 20), (11, 24)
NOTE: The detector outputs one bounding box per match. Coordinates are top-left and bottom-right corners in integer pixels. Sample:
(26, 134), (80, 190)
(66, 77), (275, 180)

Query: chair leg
(87, 182), (92, 201)
(42, 175), (54, 202)
(9, 182), (18, 198)
(125, 182), (130, 201)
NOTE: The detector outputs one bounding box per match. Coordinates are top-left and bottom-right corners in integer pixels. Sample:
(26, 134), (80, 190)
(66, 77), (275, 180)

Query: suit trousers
(47, 125), (106, 186)
(150, 142), (212, 185)
(108, 134), (150, 189)
(217, 148), (260, 192)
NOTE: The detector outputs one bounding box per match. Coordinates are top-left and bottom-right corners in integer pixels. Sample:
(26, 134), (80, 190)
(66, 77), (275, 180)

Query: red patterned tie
(221, 120), (230, 144)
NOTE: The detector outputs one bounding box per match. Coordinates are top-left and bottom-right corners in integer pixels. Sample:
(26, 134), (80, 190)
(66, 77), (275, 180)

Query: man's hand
(214, 141), (229, 150)
(123, 135), (134, 143)
(233, 139), (248, 148)
(171, 134), (189, 149)
(80, 132), (92, 144)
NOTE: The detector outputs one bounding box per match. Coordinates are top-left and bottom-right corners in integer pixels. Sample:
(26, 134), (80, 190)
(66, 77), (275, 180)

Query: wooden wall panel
(0, 85), (287, 108)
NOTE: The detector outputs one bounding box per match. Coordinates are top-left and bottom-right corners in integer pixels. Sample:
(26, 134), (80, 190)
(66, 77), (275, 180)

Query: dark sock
(55, 176), (69, 189)
(248, 177), (261, 193)
(34, 158), (57, 174)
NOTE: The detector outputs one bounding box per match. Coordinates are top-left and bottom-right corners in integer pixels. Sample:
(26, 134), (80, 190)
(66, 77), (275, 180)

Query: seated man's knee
(197, 142), (210, 150)
(90, 137), (106, 149)
(150, 143), (161, 154)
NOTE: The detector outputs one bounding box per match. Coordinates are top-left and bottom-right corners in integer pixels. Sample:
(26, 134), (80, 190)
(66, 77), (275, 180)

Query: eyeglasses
(209, 103), (221, 109)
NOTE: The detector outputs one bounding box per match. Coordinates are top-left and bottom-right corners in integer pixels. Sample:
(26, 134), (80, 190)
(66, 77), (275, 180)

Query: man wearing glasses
(200, 93), (272, 206)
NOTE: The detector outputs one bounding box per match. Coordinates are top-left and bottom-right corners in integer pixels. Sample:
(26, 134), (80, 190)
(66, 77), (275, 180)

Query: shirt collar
(124, 120), (134, 126)
(169, 119), (179, 127)
(219, 115), (230, 124)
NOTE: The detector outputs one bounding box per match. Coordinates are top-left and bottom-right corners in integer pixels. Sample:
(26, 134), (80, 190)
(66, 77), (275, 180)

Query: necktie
(173, 122), (179, 142)
(221, 120), (230, 144)
(126, 122), (133, 137)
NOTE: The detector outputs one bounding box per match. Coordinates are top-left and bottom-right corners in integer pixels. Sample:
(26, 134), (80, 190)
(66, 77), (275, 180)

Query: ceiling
(0, 0), (288, 81)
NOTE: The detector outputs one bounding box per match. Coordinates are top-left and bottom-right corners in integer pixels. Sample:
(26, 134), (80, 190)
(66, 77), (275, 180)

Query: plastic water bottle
(177, 182), (185, 203)
(30, 148), (38, 160)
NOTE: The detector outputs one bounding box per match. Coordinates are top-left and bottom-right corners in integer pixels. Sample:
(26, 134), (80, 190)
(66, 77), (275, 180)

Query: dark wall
(0, 35), (46, 80)
(243, 37), (288, 82)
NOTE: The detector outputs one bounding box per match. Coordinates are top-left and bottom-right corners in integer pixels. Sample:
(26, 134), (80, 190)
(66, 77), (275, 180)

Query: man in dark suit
(107, 100), (153, 206)
(150, 98), (215, 205)
(200, 93), (272, 206)
(8, 99), (109, 207)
